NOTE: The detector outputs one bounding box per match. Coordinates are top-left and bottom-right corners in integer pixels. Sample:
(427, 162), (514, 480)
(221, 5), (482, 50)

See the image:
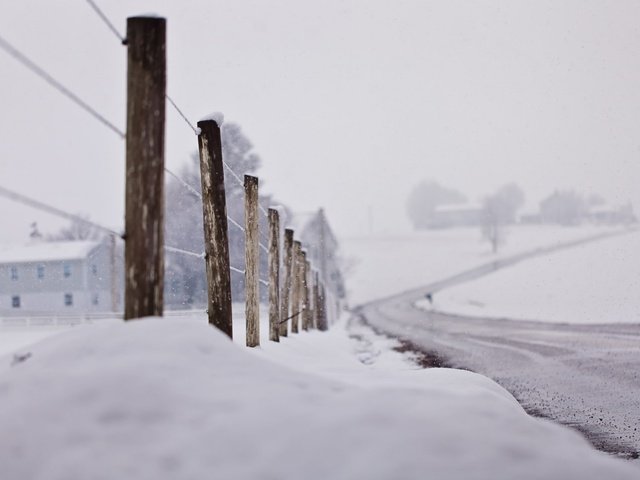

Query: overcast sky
(0, 0), (638, 243)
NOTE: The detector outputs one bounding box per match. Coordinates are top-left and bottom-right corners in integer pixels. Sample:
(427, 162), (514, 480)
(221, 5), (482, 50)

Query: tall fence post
(304, 258), (313, 330)
(244, 175), (260, 347)
(280, 228), (294, 337)
(268, 208), (280, 342)
(291, 240), (302, 333)
(124, 16), (166, 320)
(197, 119), (233, 338)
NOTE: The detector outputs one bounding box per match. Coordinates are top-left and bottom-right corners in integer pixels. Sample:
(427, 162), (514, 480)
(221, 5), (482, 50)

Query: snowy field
(418, 229), (640, 324)
(340, 224), (627, 306)
(1, 316), (639, 479)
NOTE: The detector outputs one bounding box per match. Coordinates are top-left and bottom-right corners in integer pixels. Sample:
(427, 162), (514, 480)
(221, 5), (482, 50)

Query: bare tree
(47, 215), (103, 241)
(480, 184), (525, 253)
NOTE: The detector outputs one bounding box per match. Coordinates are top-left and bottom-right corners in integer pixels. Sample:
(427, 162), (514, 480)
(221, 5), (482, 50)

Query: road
(357, 242), (640, 460)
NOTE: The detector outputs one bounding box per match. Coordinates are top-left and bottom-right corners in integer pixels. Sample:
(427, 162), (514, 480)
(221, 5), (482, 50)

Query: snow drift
(0, 318), (637, 479)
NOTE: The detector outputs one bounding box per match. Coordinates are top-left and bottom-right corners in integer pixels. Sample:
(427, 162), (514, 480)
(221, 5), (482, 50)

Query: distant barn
(428, 204), (484, 229)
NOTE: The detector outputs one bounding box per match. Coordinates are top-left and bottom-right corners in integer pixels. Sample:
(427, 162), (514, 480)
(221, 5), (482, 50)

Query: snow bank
(0, 317), (637, 479)
(423, 230), (640, 324)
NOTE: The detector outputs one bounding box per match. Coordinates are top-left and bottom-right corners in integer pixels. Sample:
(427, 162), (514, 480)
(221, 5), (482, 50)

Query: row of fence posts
(122, 15), (331, 345)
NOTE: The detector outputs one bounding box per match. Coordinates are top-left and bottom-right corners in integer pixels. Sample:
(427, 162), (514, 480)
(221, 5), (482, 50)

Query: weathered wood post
(301, 252), (311, 330)
(197, 118), (233, 338)
(290, 240), (302, 333)
(318, 208), (328, 286)
(244, 175), (260, 347)
(268, 208), (280, 342)
(279, 228), (294, 337)
(303, 257), (313, 330)
(124, 16), (166, 320)
(318, 282), (328, 331)
(313, 270), (320, 330)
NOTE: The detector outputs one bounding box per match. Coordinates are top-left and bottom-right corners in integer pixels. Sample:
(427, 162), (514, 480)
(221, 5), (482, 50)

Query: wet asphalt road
(359, 289), (640, 459)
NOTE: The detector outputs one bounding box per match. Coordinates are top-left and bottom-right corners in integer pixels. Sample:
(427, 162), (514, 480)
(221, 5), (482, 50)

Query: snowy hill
(340, 224), (626, 306)
(419, 228), (640, 324)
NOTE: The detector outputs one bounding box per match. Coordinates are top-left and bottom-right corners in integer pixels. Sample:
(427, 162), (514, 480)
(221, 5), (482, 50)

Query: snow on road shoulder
(0, 317), (637, 479)
(421, 229), (640, 324)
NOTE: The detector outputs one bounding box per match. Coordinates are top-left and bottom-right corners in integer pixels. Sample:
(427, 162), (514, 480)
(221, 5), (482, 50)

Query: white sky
(0, 0), (639, 242)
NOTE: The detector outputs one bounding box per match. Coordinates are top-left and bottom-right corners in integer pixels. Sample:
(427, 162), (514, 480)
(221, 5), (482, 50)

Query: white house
(0, 240), (123, 316)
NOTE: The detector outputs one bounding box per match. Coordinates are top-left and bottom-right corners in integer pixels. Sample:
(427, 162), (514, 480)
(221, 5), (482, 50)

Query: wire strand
(0, 33), (125, 139)
(164, 246), (204, 259)
(0, 184), (122, 237)
(85, 0), (126, 43)
(230, 266), (245, 275)
(227, 215), (245, 233)
(223, 161), (245, 187)
(165, 168), (202, 199)
(166, 95), (199, 135)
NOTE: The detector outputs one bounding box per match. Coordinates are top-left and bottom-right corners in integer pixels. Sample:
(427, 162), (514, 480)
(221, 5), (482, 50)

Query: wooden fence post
(290, 240), (302, 333)
(301, 251), (309, 330)
(268, 208), (280, 342)
(197, 119), (233, 338)
(318, 281), (328, 331)
(313, 270), (320, 330)
(279, 228), (294, 337)
(244, 175), (260, 347)
(124, 16), (166, 320)
(303, 258), (312, 330)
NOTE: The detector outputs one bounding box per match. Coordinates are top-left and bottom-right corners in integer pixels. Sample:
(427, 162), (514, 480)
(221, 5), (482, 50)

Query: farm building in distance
(0, 239), (122, 316)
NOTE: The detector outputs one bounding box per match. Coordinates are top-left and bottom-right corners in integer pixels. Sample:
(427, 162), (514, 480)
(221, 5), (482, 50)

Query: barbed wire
(164, 246), (204, 259)
(166, 94), (199, 135)
(165, 168), (202, 199)
(85, 0), (126, 44)
(0, 32), (125, 138)
(0, 184), (123, 238)
(5, 7), (282, 298)
(227, 215), (245, 233)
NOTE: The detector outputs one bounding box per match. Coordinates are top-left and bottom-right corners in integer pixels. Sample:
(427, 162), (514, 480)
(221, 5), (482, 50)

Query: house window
(91, 264), (98, 276)
(11, 295), (20, 308)
(10, 267), (18, 280)
(92, 293), (99, 306)
(63, 264), (71, 278)
(64, 293), (73, 306)
(37, 265), (45, 279)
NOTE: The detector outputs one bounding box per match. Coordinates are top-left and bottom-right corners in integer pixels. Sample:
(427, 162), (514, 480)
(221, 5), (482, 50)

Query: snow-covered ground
(1, 316), (639, 480)
(417, 229), (640, 324)
(1, 224), (638, 478)
(340, 224), (625, 306)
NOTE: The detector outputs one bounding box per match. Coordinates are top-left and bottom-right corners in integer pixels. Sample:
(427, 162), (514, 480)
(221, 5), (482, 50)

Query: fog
(1, 0), (639, 242)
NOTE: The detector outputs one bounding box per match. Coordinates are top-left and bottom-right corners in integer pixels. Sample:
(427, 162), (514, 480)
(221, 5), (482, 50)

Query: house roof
(0, 241), (101, 264)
